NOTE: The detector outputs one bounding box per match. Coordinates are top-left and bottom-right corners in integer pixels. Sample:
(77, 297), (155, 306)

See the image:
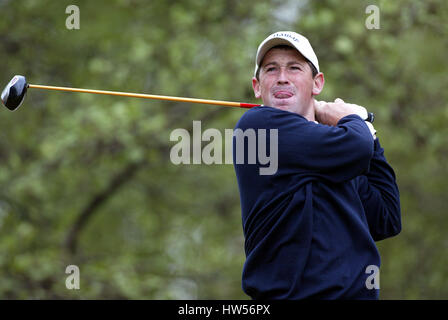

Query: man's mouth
(273, 90), (293, 99)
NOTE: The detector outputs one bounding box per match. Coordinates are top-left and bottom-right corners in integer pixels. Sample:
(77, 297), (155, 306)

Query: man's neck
(296, 102), (316, 122)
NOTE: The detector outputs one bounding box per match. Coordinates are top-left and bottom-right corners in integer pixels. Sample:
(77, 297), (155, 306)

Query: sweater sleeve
(235, 107), (375, 184)
(356, 138), (402, 241)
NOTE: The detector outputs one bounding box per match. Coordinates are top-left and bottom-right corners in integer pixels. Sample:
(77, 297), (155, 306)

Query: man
(233, 31), (401, 299)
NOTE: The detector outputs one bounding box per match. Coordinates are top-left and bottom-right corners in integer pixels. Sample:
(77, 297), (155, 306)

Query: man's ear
(312, 72), (325, 96)
(252, 77), (261, 99)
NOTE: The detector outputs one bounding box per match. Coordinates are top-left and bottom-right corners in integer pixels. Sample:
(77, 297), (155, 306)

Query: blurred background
(0, 0), (447, 299)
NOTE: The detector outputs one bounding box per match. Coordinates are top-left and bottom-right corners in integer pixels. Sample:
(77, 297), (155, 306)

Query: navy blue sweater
(233, 106), (401, 299)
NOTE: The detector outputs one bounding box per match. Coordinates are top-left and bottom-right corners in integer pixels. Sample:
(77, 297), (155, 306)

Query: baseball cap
(254, 31), (320, 77)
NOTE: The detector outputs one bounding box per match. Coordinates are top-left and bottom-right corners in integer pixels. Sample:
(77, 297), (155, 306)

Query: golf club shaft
(27, 84), (260, 109)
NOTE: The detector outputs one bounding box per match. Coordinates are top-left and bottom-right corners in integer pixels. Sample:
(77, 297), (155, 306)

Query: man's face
(252, 47), (323, 118)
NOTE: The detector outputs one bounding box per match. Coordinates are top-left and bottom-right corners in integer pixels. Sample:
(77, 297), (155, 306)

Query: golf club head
(1, 75), (28, 111)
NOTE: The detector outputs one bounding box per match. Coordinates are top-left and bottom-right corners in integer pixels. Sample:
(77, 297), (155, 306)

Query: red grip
(239, 103), (261, 108)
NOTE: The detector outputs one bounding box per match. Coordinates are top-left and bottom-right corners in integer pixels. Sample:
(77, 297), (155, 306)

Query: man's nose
(277, 68), (289, 84)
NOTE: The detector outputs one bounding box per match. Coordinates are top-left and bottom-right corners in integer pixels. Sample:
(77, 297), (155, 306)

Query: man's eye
(266, 67), (276, 72)
(290, 66), (301, 70)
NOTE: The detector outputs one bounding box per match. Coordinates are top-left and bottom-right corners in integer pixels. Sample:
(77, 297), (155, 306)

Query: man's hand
(314, 98), (376, 139)
(314, 98), (369, 126)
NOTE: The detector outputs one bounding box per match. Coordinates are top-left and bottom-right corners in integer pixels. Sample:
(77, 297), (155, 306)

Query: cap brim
(256, 38), (298, 67)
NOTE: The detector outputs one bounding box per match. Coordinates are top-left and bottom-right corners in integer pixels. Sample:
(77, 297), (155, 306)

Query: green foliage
(0, 0), (447, 299)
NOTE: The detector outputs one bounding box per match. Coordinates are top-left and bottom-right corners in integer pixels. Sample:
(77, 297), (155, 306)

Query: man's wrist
(365, 121), (377, 140)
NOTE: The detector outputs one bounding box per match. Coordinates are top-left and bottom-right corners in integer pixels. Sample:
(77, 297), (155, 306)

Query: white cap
(254, 31), (320, 77)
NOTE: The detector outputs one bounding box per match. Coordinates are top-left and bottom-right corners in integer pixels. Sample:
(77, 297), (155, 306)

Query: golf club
(1, 75), (261, 111)
(1, 75), (374, 123)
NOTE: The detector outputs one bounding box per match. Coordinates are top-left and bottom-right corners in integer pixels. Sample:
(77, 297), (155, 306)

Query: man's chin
(270, 102), (294, 112)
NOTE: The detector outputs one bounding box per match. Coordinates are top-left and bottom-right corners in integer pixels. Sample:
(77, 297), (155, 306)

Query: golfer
(233, 31), (401, 299)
